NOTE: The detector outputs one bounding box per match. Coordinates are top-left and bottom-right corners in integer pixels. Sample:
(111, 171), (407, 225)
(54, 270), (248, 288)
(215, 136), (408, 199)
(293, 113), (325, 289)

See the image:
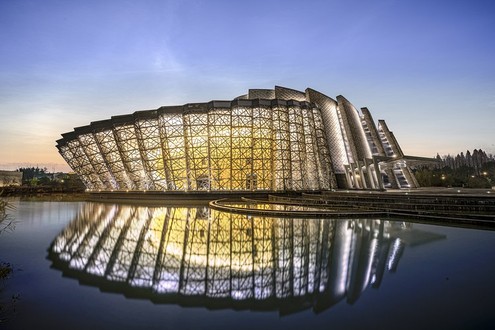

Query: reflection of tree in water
(0, 198), (15, 235)
(49, 203), (445, 315)
(0, 198), (18, 323)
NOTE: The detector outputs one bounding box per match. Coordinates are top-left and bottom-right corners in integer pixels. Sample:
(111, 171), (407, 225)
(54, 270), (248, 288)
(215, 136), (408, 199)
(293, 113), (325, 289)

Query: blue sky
(1, 0), (494, 171)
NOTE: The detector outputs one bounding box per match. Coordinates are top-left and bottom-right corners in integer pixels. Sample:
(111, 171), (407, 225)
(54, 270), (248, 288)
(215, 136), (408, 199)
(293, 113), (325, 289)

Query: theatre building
(57, 86), (423, 192)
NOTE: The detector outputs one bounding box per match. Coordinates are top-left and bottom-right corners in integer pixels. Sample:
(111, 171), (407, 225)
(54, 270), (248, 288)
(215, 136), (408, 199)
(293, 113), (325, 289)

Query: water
(1, 200), (495, 330)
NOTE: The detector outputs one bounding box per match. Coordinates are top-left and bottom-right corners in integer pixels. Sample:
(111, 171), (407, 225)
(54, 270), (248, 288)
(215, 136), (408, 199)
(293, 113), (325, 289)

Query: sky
(1, 0), (494, 172)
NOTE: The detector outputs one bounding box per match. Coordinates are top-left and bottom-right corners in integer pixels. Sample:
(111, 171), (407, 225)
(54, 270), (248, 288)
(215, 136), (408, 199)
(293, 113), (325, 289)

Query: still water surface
(1, 200), (495, 329)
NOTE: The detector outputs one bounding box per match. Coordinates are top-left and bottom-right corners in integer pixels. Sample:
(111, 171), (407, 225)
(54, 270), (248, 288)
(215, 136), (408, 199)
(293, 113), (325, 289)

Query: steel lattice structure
(49, 203), (438, 313)
(57, 86), (426, 191)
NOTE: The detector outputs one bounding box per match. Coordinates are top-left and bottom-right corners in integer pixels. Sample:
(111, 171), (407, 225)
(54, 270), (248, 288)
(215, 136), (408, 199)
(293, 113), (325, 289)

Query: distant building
(57, 86), (430, 192)
(0, 170), (23, 187)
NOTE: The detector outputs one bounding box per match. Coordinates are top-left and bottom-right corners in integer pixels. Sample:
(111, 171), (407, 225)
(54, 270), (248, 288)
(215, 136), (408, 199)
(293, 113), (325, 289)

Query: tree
(17, 167), (47, 184)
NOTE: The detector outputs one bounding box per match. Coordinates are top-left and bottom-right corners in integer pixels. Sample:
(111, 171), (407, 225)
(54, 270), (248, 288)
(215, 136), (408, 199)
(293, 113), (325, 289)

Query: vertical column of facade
(360, 108), (386, 189)
(378, 120), (417, 188)
(404, 167), (419, 188)
(377, 122), (400, 188)
(325, 219), (354, 301)
(134, 113), (168, 191)
(291, 218), (309, 296)
(389, 129), (419, 188)
(63, 136), (103, 190)
(93, 126), (134, 190)
(274, 218), (293, 298)
(288, 102), (307, 190)
(151, 207), (171, 291)
(107, 207), (150, 282)
(230, 105), (253, 190)
(112, 117), (150, 190)
(86, 205), (134, 276)
(61, 204), (108, 270)
(230, 212), (255, 299)
(130, 207), (167, 287)
(153, 208), (190, 293)
(252, 216), (275, 299)
(378, 121), (395, 157)
(49, 202), (100, 257)
(76, 130), (117, 190)
(337, 96), (374, 189)
(57, 141), (93, 190)
(208, 106), (231, 190)
(206, 209), (231, 297)
(336, 96), (372, 161)
(306, 219), (322, 293)
(346, 220), (382, 303)
(272, 102), (291, 190)
(312, 107), (336, 189)
(181, 208), (209, 295)
(306, 89), (346, 188)
(158, 112), (188, 191)
(361, 108), (385, 156)
(356, 160), (368, 189)
(322, 219), (335, 294)
(183, 110), (209, 190)
(336, 105), (354, 165)
(52, 204), (112, 269)
(301, 104), (321, 190)
(251, 103), (273, 190)
(105, 206), (137, 282)
(363, 158), (377, 189)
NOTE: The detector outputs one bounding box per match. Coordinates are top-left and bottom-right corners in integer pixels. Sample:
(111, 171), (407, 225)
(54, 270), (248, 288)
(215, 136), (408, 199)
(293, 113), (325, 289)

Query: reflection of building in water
(49, 203), (444, 314)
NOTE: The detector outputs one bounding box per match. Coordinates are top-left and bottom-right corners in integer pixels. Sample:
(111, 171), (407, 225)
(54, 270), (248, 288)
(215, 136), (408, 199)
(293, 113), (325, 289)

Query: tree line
(414, 149), (494, 188)
(14, 167), (85, 192)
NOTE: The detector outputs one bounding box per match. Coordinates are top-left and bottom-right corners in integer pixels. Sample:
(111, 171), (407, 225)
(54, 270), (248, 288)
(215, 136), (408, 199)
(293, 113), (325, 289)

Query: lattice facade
(49, 203), (417, 312)
(57, 86), (419, 191)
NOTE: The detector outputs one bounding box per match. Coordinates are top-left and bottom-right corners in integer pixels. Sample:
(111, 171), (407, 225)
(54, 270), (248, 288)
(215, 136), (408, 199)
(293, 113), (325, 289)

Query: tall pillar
(357, 160), (368, 189)
(372, 158), (384, 190)
(364, 158), (376, 189)
(344, 165), (353, 189)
